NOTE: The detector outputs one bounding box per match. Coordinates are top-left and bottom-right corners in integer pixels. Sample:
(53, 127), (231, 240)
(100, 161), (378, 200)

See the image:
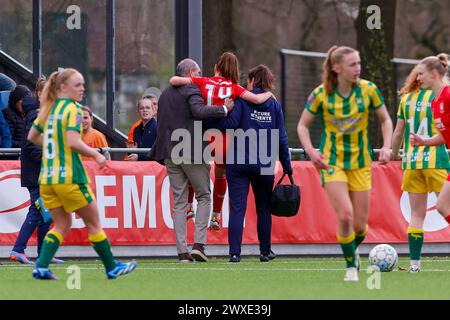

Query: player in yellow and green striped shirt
(33, 99), (90, 185)
(297, 46), (393, 282)
(392, 66), (449, 273)
(28, 68), (136, 280)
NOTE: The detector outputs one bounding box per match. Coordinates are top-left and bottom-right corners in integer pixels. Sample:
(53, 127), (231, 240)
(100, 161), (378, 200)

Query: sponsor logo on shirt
(329, 116), (363, 133)
(250, 110), (272, 123)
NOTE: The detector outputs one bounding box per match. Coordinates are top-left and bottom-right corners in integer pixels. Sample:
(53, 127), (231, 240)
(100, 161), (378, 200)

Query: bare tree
(202, 0), (236, 76)
(355, 0), (396, 149)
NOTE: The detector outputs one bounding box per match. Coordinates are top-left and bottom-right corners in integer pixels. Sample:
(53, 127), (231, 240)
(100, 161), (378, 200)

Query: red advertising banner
(1, 160), (449, 245)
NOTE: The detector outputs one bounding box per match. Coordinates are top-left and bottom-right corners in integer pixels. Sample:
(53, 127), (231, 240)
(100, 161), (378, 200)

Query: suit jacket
(149, 84), (226, 164)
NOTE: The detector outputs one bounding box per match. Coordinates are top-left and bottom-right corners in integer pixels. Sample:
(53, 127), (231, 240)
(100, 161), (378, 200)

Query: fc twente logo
(0, 170), (30, 233)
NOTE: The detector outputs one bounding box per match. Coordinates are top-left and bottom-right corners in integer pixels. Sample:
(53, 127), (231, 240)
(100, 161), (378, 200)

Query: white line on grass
(0, 260), (447, 267)
(0, 266), (345, 271)
(2, 258), (450, 268)
(3, 265), (450, 272)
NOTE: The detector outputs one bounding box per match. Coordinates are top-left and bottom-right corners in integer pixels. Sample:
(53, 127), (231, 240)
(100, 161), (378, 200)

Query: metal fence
(0, 147), (393, 162)
(279, 49), (421, 150)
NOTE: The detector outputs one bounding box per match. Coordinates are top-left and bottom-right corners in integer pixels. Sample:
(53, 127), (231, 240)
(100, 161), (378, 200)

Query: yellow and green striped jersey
(305, 79), (384, 169)
(33, 98), (90, 185)
(397, 89), (449, 170)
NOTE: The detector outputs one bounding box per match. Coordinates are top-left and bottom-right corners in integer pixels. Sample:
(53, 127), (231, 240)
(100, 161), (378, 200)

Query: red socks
(213, 176), (227, 213)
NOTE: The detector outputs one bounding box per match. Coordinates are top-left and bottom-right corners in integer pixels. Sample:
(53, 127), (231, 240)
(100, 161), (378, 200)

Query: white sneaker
(355, 249), (361, 271)
(344, 267), (359, 282)
(408, 264), (420, 273)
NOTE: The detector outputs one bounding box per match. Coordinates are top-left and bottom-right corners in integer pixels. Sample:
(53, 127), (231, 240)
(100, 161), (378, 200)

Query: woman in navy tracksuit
(207, 65), (292, 263)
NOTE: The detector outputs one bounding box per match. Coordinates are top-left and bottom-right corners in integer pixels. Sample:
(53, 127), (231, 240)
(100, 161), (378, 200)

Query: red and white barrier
(1, 160), (449, 245)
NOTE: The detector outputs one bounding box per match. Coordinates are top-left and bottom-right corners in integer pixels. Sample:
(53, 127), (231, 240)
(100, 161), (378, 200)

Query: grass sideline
(1, 256), (450, 300)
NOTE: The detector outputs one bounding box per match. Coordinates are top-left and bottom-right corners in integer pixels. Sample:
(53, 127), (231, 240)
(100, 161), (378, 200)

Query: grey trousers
(164, 159), (211, 254)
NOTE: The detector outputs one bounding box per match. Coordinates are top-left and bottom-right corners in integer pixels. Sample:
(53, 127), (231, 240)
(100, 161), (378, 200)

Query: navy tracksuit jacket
(206, 88), (292, 256)
(13, 96), (50, 255)
(133, 118), (157, 161)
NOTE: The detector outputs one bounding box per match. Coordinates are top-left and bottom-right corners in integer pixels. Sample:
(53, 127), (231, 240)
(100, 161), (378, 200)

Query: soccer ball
(368, 244), (398, 272)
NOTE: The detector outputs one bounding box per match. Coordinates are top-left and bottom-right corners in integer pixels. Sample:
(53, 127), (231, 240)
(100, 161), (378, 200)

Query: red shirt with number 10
(191, 76), (248, 106)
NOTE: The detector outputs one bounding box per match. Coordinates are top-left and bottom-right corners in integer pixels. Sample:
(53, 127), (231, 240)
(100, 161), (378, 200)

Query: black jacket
(149, 84), (227, 164)
(2, 105), (26, 149)
(20, 96), (42, 187)
(133, 118), (157, 161)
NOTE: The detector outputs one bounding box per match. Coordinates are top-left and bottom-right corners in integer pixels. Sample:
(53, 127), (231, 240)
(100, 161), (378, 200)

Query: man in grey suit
(149, 58), (234, 263)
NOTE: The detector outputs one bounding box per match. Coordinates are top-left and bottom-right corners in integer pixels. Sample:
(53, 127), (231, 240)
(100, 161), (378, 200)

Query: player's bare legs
(76, 200), (102, 235)
(436, 182), (450, 219)
(325, 182), (353, 236)
(350, 190), (370, 236)
(50, 207), (72, 237)
(409, 193), (427, 229)
(324, 182), (358, 281)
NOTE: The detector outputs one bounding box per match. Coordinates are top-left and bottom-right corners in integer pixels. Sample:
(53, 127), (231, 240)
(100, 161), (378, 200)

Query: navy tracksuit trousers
(12, 187), (50, 256)
(227, 165), (274, 256)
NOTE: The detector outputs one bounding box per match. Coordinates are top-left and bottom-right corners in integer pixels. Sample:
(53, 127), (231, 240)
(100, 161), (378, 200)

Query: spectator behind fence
(10, 76), (64, 265)
(3, 85), (31, 149)
(81, 106), (109, 161)
(126, 97), (157, 161)
(127, 87), (161, 149)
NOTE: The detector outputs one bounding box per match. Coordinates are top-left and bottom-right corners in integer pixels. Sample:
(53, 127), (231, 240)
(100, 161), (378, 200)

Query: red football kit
(191, 76), (248, 167)
(431, 86), (450, 181)
(190, 76), (249, 214)
(191, 76), (247, 106)
(431, 86), (450, 148)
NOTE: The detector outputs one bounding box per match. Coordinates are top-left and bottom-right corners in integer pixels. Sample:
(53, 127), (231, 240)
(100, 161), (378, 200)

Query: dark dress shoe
(260, 250), (276, 262)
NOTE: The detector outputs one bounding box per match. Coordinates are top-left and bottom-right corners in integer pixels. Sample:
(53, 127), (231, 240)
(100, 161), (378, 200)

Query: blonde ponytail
(438, 53), (449, 69)
(37, 68), (79, 127)
(38, 71), (58, 127)
(322, 46), (358, 95)
(420, 54), (449, 81)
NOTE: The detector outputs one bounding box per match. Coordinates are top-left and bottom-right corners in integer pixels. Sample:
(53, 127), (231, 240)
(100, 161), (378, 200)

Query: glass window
(0, 0), (33, 70)
(115, 0), (175, 134)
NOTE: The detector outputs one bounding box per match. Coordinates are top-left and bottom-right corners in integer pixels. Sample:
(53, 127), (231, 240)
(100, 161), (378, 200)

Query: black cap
(8, 85), (32, 110)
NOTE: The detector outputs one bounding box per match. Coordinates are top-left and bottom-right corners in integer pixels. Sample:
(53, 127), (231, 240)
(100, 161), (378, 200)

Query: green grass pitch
(1, 256), (450, 300)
